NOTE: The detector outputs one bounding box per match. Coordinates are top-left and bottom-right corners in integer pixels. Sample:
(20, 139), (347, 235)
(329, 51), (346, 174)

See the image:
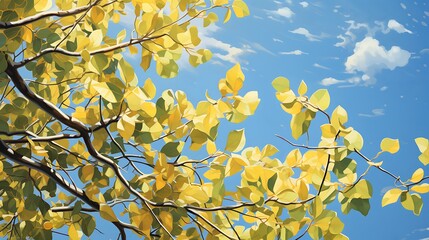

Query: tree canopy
(0, 0), (428, 239)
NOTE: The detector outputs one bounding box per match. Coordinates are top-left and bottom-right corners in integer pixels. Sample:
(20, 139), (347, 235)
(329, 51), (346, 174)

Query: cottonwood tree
(0, 0), (428, 239)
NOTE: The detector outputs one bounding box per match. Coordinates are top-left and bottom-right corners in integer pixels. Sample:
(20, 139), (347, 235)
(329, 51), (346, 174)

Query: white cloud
(358, 108), (385, 117)
(345, 37), (411, 84)
(320, 77), (345, 86)
(421, 48), (429, 54)
(380, 86), (388, 91)
(273, 38), (284, 43)
(266, 7), (294, 20)
(313, 63), (330, 70)
(300, 1), (309, 8)
(290, 27), (321, 41)
(425, 11), (429, 17)
(198, 24), (255, 64)
(280, 50), (308, 55)
(388, 19), (412, 34)
(400, 3), (407, 9)
(275, 7), (294, 18)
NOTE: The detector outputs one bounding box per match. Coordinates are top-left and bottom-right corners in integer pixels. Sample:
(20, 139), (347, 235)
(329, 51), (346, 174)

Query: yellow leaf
(142, 78), (156, 99)
(100, 204), (118, 222)
(244, 165), (263, 182)
(224, 8), (232, 23)
(112, 12), (120, 23)
(90, 6), (105, 24)
(43, 221), (53, 230)
(141, 102), (157, 118)
(310, 196), (323, 218)
(160, 211), (174, 232)
(92, 81), (121, 103)
(68, 224), (81, 240)
(226, 155), (249, 176)
(298, 80), (307, 96)
(80, 165), (94, 183)
(381, 188), (402, 207)
(344, 130), (364, 151)
(225, 63), (245, 94)
(285, 149), (302, 167)
(34, 0), (52, 11)
(214, 0), (228, 5)
(331, 106), (348, 130)
(411, 183), (429, 193)
(232, 0), (250, 18)
(410, 168), (424, 183)
(309, 89), (330, 111)
(206, 140), (217, 155)
(179, 185), (210, 204)
(125, 87), (146, 111)
(117, 114), (136, 141)
(272, 76), (290, 92)
(22, 27), (33, 43)
(119, 58), (136, 83)
(380, 138), (400, 154)
(225, 129), (246, 152)
(329, 217), (344, 235)
(81, 50), (90, 62)
(415, 137), (429, 153)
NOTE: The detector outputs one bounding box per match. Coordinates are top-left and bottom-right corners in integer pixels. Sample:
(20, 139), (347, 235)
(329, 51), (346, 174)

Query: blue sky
(145, 0), (429, 239)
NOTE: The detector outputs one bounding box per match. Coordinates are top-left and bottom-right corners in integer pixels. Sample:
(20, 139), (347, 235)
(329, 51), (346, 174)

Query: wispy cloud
(400, 3), (407, 9)
(335, 20), (372, 47)
(358, 108), (385, 117)
(300, 2), (309, 8)
(290, 27), (322, 41)
(420, 48), (429, 55)
(345, 37), (411, 84)
(273, 38), (284, 43)
(320, 77), (345, 86)
(280, 50), (308, 55)
(313, 63), (330, 70)
(266, 7), (295, 21)
(247, 42), (275, 55)
(388, 19), (412, 34)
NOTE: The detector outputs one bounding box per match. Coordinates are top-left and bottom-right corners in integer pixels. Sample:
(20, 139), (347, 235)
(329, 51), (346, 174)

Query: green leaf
(81, 214), (96, 236)
(380, 138), (400, 154)
(161, 141), (185, 158)
(309, 89), (330, 111)
(401, 192), (423, 215)
(350, 198), (370, 216)
(0, 52), (7, 73)
(272, 76), (290, 92)
(225, 129), (246, 152)
(100, 204), (118, 222)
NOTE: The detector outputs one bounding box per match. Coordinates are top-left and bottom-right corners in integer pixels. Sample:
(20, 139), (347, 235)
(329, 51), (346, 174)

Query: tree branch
(0, 0), (102, 29)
